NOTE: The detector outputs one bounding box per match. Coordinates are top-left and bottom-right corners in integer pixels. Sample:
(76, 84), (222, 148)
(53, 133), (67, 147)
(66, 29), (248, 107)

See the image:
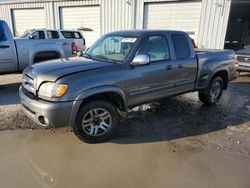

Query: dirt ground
(0, 73), (250, 188)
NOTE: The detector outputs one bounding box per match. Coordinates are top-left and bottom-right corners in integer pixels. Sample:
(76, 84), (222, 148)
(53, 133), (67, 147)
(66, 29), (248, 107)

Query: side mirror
(131, 54), (150, 66)
(29, 35), (35, 39)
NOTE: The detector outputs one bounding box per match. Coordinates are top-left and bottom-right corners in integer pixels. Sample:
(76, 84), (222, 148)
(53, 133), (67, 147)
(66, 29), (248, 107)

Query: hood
(23, 57), (113, 87)
(235, 48), (250, 56)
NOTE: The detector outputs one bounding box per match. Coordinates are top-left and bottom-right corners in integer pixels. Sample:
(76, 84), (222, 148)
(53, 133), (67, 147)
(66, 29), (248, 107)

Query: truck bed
(194, 48), (236, 89)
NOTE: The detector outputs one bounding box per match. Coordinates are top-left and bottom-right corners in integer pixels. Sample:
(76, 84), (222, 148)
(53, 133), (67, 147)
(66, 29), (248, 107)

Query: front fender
(75, 85), (127, 106)
(67, 86), (127, 127)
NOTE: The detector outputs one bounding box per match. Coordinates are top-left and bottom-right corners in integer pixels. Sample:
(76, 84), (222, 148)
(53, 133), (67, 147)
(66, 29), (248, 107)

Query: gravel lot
(0, 73), (250, 149)
(0, 73), (250, 188)
(0, 74), (36, 130)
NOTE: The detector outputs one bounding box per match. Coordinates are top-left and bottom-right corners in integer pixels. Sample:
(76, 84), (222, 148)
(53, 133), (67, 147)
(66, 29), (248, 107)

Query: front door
(0, 22), (18, 74)
(127, 35), (176, 107)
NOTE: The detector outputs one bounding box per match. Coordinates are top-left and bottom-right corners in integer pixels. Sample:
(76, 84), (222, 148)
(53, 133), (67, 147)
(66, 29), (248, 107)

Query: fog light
(38, 116), (49, 126)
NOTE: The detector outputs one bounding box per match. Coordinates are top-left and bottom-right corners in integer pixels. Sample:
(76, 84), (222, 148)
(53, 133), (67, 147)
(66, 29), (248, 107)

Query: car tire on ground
(199, 76), (224, 105)
(73, 100), (120, 143)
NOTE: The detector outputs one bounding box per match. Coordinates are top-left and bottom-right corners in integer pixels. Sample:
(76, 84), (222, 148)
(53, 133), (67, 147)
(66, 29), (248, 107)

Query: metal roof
(0, 0), (70, 5)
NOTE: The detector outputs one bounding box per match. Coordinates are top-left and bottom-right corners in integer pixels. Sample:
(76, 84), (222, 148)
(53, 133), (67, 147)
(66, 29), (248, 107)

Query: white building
(0, 0), (249, 49)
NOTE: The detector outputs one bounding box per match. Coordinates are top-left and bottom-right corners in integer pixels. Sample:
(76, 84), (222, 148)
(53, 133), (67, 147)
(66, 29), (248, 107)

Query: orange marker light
(57, 85), (68, 97)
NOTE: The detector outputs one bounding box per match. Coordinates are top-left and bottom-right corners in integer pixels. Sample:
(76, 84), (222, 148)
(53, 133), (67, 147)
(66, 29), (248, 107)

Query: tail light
(233, 56), (239, 68)
(71, 42), (77, 56)
(83, 38), (86, 46)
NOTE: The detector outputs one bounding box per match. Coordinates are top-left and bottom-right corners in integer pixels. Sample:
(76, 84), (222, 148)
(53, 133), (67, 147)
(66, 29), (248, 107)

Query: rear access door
(169, 33), (197, 92)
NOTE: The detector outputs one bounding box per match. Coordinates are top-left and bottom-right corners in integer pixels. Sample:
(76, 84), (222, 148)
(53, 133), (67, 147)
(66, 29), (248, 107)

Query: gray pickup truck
(235, 45), (250, 72)
(0, 20), (76, 74)
(19, 30), (239, 143)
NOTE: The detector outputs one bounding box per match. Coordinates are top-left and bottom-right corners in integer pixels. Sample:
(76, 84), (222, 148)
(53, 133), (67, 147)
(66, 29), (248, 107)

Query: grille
(22, 74), (36, 99)
(237, 55), (250, 63)
(22, 86), (36, 99)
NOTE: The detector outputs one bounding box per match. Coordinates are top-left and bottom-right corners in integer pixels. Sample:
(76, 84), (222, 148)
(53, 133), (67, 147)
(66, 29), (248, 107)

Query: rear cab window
(136, 35), (170, 62)
(61, 31), (83, 39)
(171, 34), (191, 59)
(47, 31), (60, 39)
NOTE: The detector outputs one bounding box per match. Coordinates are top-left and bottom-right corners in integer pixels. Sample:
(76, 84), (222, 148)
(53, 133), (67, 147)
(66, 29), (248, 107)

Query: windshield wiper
(82, 53), (93, 59)
(91, 55), (118, 64)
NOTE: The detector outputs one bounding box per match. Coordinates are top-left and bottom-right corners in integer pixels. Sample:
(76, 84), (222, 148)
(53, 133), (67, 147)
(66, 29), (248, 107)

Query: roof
(107, 29), (187, 37)
(0, 0), (64, 5)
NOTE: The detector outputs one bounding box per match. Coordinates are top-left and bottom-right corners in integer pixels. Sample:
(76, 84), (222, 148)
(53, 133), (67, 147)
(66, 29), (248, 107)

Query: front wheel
(73, 100), (120, 143)
(199, 76), (224, 105)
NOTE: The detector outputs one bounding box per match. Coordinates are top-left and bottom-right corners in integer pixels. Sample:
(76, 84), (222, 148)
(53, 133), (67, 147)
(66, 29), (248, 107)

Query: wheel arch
(210, 70), (229, 90)
(33, 51), (61, 63)
(68, 86), (128, 128)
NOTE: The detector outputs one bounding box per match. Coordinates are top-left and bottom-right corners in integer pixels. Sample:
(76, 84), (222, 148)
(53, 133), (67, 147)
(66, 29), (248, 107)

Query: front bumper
(19, 86), (74, 128)
(238, 62), (250, 72)
(228, 70), (239, 82)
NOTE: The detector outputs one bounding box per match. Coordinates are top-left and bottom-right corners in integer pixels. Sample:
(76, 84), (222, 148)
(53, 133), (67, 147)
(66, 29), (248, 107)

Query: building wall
(0, 0), (232, 49)
(0, 0), (135, 36)
(198, 0), (232, 49)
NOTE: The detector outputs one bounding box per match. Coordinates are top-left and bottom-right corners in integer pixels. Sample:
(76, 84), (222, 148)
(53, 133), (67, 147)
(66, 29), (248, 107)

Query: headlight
(38, 82), (68, 98)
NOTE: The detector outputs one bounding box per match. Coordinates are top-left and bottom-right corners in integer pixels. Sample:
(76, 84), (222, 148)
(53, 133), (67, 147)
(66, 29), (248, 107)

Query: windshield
(86, 35), (137, 63)
(20, 30), (32, 38)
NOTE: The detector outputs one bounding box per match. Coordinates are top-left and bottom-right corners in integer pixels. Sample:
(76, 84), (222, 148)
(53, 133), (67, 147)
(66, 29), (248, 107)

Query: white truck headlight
(38, 82), (68, 98)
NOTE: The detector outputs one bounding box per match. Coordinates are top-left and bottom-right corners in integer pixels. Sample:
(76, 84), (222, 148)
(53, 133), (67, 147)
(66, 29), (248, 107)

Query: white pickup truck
(19, 29), (86, 55)
(0, 20), (76, 74)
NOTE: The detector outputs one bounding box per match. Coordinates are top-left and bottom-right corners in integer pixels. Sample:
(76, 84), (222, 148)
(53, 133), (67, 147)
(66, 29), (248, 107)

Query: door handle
(0, 45), (10, 49)
(166, 65), (173, 70)
(178, 64), (183, 68)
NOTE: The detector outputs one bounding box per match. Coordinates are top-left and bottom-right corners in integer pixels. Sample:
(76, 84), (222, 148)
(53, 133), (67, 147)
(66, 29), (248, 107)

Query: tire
(199, 76), (224, 105)
(73, 100), (120, 143)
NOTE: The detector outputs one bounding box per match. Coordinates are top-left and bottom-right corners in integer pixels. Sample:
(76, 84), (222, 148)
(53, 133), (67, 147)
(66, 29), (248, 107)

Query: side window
(61, 31), (74, 38)
(31, 31), (45, 39)
(0, 24), (6, 41)
(61, 31), (83, 39)
(38, 31), (45, 39)
(171, 34), (191, 59)
(136, 35), (170, 62)
(47, 31), (59, 39)
(31, 31), (39, 39)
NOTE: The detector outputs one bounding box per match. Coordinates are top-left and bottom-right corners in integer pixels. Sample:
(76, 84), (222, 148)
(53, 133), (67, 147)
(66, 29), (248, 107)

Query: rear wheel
(199, 76), (224, 105)
(73, 100), (120, 143)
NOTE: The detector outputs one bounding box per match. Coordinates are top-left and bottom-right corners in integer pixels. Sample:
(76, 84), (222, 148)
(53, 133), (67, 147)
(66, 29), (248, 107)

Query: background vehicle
(20, 29), (86, 54)
(20, 30), (239, 143)
(235, 45), (250, 72)
(0, 20), (77, 74)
